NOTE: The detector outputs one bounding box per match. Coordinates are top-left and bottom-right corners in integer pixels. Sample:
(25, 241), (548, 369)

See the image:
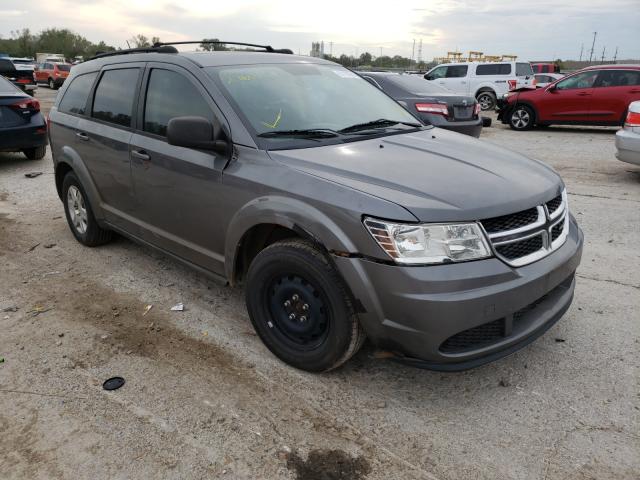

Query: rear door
(77, 64), (144, 230)
(535, 70), (599, 123)
(590, 69), (640, 124)
(129, 63), (229, 273)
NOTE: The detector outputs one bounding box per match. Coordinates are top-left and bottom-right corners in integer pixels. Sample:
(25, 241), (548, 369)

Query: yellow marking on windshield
(261, 109), (282, 129)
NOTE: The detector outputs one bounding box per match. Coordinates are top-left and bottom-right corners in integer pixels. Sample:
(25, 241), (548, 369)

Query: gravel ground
(1, 88), (638, 480)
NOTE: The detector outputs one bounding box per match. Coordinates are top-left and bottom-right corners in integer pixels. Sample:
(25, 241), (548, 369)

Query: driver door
(537, 70), (599, 123)
(129, 63), (230, 274)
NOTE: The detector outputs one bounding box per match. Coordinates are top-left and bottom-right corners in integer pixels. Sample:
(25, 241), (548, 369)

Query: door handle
(576, 92), (591, 96)
(131, 149), (150, 161)
(76, 132), (89, 141)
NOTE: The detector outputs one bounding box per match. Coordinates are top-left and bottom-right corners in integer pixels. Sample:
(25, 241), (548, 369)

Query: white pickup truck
(424, 61), (535, 110)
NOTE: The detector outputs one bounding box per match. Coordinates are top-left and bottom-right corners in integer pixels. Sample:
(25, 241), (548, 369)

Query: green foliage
(200, 38), (228, 51)
(321, 51), (418, 69)
(0, 28), (117, 59)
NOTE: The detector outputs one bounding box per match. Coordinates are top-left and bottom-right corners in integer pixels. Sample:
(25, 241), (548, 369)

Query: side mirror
(167, 116), (228, 154)
(424, 75), (433, 81)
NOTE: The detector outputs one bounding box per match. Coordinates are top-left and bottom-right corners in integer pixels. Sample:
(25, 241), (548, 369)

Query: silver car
(616, 101), (640, 165)
(534, 73), (564, 88)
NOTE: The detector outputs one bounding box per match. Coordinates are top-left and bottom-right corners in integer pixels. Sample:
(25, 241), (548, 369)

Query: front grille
(546, 195), (562, 216)
(495, 235), (544, 260)
(480, 190), (568, 267)
(440, 319), (504, 353)
(481, 207), (539, 234)
(551, 221), (564, 241)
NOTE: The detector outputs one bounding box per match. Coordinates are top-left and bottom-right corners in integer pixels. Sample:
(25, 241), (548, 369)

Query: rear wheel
(62, 172), (113, 247)
(476, 91), (497, 111)
(245, 239), (365, 372)
(509, 105), (535, 130)
(23, 145), (46, 160)
(48, 78), (55, 89)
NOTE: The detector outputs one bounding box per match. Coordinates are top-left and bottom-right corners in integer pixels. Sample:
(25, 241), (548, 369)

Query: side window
(143, 69), (214, 137)
(0, 59), (15, 73)
(92, 68), (139, 127)
(476, 64), (512, 75)
(59, 72), (97, 115)
(595, 70), (640, 87)
(556, 71), (599, 90)
(446, 65), (468, 78)
(516, 63), (533, 77)
(427, 66), (447, 79)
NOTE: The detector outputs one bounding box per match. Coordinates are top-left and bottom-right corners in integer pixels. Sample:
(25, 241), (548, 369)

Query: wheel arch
(513, 101), (539, 124)
(225, 196), (359, 286)
(474, 86), (496, 97)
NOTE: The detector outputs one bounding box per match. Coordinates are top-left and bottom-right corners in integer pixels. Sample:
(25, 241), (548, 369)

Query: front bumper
(496, 98), (513, 123)
(615, 128), (640, 166)
(333, 215), (583, 371)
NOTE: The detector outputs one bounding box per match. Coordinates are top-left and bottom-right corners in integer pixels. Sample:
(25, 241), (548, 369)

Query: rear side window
(92, 68), (139, 127)
(143, 69), (214, 137)
(516, 63), (533, 76)
(446, 65), (468, 78)
(595, 70), (640, 87)
(59, 72), (97, 115)
(476, 64), (512, 75)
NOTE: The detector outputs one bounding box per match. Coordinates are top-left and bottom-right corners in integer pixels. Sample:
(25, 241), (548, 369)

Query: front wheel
(245, 239), (365, 372)
(509, 105), (535, 130)
(476, 91), (497, 111)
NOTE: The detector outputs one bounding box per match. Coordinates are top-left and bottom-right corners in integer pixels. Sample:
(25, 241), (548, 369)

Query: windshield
(207, 63), (419, 145)
(383, 75), (452, 95)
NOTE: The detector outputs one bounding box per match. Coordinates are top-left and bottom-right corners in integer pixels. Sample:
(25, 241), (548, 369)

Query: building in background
(310, 41), (325, 58)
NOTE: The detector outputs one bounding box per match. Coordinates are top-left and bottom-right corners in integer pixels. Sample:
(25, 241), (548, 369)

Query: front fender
(224, 195), (360, 281)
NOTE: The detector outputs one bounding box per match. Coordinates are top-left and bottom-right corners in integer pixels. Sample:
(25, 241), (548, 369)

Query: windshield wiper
(257, 129), (339, 139)
(338, 119), (422, 134)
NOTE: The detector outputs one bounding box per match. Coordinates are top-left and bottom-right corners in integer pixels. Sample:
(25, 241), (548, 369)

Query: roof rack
(90, 45), (178, 60)
(153, 40), (293, 54)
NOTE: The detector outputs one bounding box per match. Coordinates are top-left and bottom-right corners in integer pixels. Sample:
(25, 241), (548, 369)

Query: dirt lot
(1, 87), (639, 480)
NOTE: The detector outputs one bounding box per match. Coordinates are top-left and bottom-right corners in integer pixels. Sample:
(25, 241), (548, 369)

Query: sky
(1, 0), (639, 61)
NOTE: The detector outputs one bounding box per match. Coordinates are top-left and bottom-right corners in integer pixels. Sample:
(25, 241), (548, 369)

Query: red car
(498, 65), (640, 130)
(34, 62), (71, 89)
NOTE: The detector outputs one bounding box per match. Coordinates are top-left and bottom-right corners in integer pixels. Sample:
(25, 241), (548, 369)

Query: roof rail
(153, 40), (293, 54)
(89, 45), (178, 60)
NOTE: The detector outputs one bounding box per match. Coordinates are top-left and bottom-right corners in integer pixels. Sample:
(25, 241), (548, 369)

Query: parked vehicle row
(47, 42), (582, 372)
(497, 65), (640, 130)
(423, 61), (535, 111)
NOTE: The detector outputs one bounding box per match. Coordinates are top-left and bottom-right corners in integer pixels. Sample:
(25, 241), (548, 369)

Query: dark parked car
(361, 72), (482, 137)
(0, 75), (47, 159)
(48, 42), (583, 372)
(498, 65), (640, 130)
(0, 57), (37, 92)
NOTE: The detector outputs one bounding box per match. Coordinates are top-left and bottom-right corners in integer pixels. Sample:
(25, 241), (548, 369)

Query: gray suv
(48, 42), (583, 372)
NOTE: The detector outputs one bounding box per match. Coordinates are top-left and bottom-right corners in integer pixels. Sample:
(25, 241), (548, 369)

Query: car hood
(268, 128), (563, 222)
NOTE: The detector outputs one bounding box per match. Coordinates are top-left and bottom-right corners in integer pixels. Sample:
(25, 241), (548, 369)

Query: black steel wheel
(246, 239), (365, 372)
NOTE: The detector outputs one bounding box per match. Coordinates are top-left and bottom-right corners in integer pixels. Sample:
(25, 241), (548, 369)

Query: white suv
(424, 62), (535, 110)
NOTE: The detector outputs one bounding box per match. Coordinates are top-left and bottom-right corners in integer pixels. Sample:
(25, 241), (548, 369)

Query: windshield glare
(207, 64), (419, 138)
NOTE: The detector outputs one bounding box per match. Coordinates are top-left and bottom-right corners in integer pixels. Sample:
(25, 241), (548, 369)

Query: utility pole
(417, 39), (423, 65)
(588, 31), (597, 62)
(579, 43), (584, 62)
(379, 46), (383, 58)
(600, 46), (606, 63)
(613, 46), (618, 64)
(411, 39), (416, 66)
(329, 41), (333, 57)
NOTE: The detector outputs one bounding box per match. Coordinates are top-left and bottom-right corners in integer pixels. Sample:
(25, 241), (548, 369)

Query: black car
(360, 72), (483, 137)
(0, 57), (37, 92)
(0, 75), (47, 160)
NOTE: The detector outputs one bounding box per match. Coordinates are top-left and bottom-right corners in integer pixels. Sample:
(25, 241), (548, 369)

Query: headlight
(364, 218), (492, 265)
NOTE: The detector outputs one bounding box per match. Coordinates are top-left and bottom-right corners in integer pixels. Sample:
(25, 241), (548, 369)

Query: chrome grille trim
(481, 189), (569, 267)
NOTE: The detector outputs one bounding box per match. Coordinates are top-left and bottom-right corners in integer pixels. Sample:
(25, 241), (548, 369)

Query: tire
(245, 239), (365, 372)
(509, 105), (535, 130)
(48, 78), (55, 89)
(23, 145), (46, 160)
(62, 171), (113, 247)
(476, 91), (497, 111)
